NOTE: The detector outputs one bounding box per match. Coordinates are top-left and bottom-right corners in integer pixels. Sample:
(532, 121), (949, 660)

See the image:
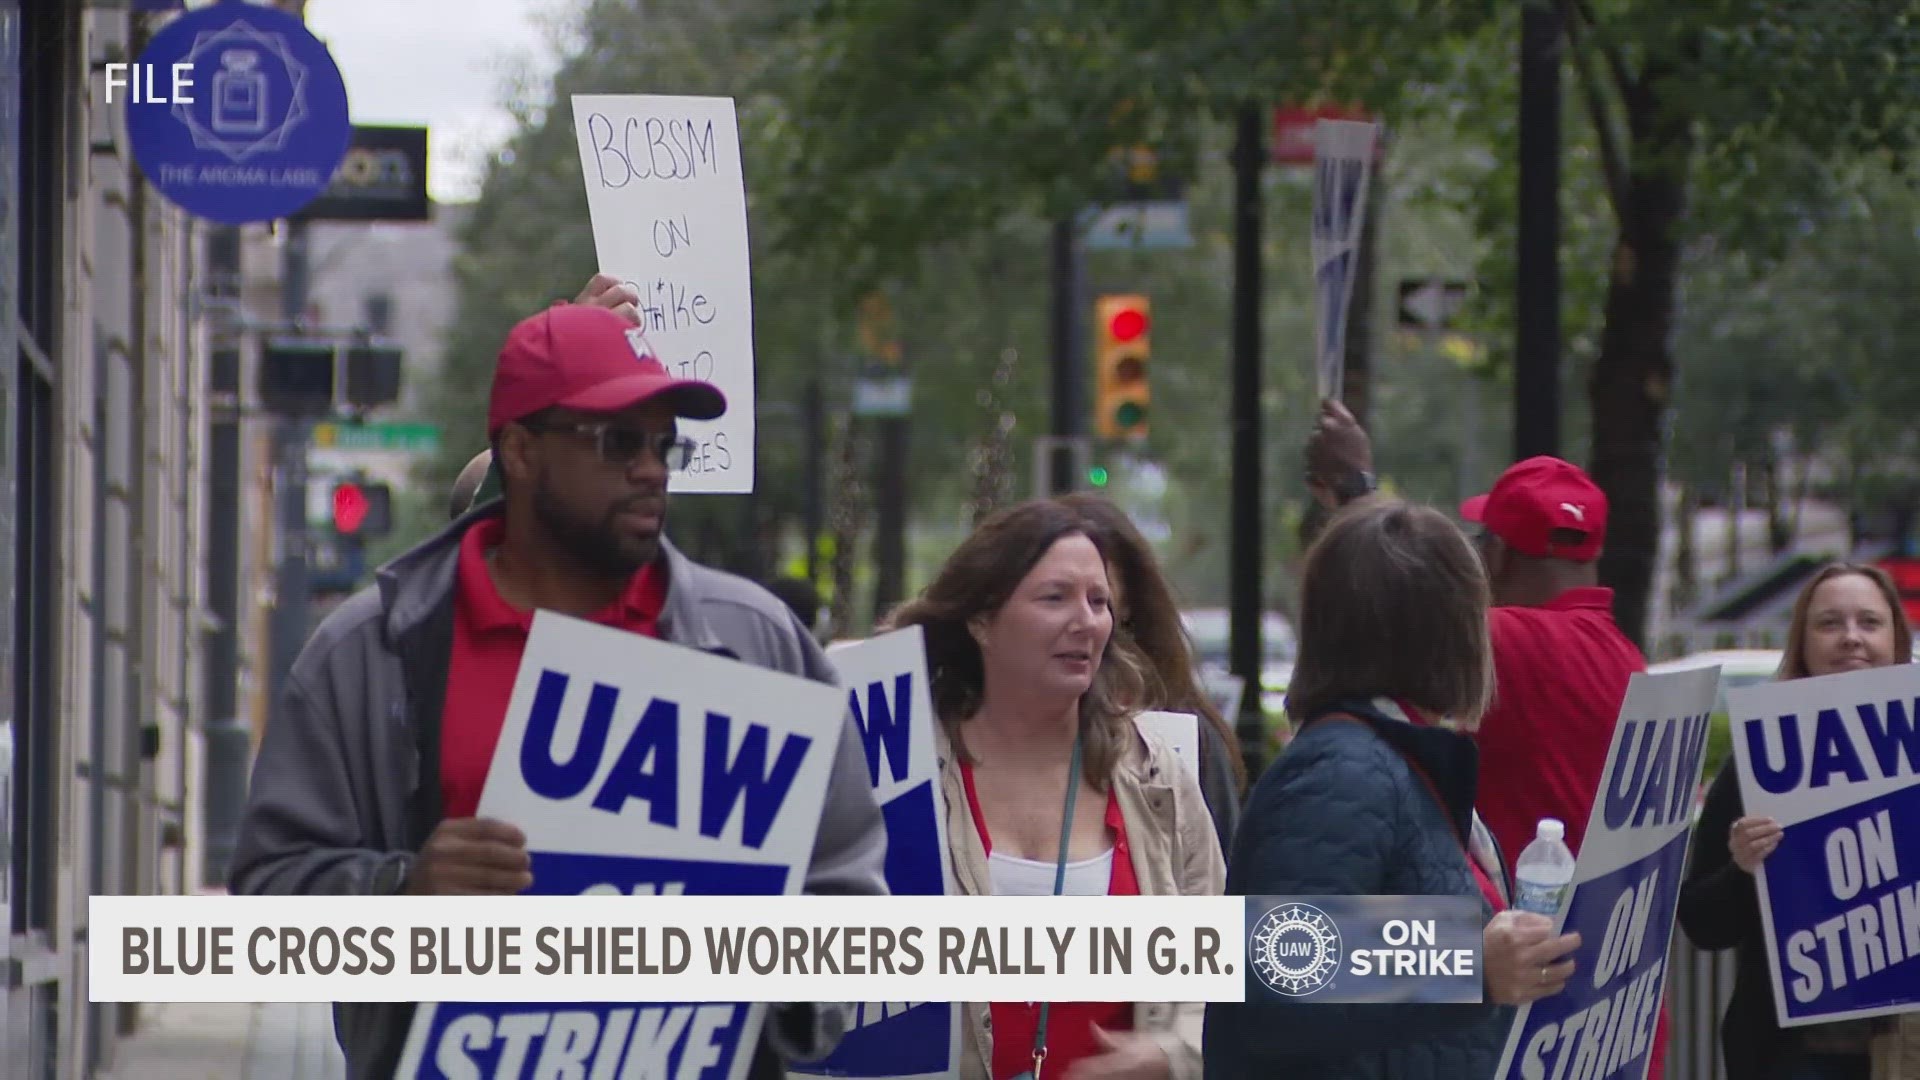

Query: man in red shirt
(1457, 456), (1645, 869)
(1306, 400), (1668, 1079)
(231, 277), (888, 1080)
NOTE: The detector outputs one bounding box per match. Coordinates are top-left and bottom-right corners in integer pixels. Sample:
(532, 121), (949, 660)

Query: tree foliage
(768, 0), (1920, 644)
(417, 0), (1920, 639)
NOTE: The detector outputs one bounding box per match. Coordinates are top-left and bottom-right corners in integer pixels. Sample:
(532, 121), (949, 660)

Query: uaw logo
(1249, 902), (1342, 997)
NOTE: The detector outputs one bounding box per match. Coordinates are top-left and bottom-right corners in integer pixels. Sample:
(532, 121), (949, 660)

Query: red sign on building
(1271, 104), (1379, 166)
(1877, 556), (1920, 625)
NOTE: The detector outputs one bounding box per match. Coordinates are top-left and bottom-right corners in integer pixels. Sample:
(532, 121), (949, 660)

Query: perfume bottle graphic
(210, 50), (269, 135)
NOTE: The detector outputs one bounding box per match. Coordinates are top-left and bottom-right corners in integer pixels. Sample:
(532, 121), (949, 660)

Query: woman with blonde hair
(888, 499), (1223, 1080)
(1679, 563), (1915, 1080)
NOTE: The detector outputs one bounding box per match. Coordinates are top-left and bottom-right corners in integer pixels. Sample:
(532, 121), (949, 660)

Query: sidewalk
(94, 1001), (347, 1080)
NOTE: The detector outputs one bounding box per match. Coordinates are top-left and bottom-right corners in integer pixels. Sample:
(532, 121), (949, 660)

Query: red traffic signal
(332, 482), (370, 534)
(330, 480), (392, 537)
(1108, 306), (1149, 343)
(1094, 294), (1151, 441)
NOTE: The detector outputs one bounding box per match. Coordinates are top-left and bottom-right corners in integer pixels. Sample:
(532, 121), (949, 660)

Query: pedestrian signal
(331, 480), (392, 537)
(1094, 295), (1150, 441)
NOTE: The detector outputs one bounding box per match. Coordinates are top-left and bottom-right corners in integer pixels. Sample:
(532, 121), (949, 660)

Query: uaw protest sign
(396, 611), (845, 1080)
(1730, 662), (1920, 1028)
(793, 628), (961, 1080)
(1495, 666), (1721, 1080)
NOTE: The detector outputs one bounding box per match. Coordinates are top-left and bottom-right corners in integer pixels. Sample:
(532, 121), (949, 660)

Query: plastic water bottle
(1513, 818), (1576, 916)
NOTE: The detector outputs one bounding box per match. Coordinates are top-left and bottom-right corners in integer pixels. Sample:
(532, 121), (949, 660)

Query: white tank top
(986, 848), (1115, 896)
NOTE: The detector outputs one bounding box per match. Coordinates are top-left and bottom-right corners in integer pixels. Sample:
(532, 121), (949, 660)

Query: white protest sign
(800, 628), (962, 1080)
(395, 612), (845, 1080)
(1730, 662), (1920, 1027)
(1494, 666), (1721, 1080)
(1135, 711), (1201, 783)
(573, 94), (755, 493)
(1310, 119), (1380, 402)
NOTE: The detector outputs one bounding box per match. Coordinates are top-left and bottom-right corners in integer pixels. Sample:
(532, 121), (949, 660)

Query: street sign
(298, 125), (431, 223)
(1397, 279), (1471, 330)
(1079, 201), (1193, 251)
(851, 376), (911, 418)
(312, 422), (441, 454)
(1080, 143), (1194, 251)
(125, 0), (352, 224)
(1273, 104), (1377, 166)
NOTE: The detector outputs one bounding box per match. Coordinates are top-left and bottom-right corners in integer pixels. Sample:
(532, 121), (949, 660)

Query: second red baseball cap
(1460, 456), (1607, 562)
(486, 303), (726, 437)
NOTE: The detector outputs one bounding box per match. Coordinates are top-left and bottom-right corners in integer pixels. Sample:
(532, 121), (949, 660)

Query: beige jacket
(1870, 1015), (1920, 1079)
(934, 717), (1228, 1080)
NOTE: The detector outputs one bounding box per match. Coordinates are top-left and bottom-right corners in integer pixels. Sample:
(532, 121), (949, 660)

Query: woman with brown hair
(1055, 492), (1247, 854)
(887, 499), (1223, 1080)
(1679, 563), (1915, 1080)
(1202, 499), (1582, 1080)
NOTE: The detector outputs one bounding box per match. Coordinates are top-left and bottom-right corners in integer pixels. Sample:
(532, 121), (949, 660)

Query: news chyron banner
(1730, 662), (1920, 1028)
(1241, 895), (1486, 1003)
(794, 628), (960, 1080)
(394, 611), (846, 1080)
(1494, 666), (1721, 1080)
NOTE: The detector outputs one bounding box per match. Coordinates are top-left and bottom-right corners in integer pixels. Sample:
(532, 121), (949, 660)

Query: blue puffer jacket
(1203, 698), (1517, 1080)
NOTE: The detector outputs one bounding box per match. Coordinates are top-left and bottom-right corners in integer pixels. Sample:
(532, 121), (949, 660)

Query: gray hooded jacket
(228, 504), (890, 1078)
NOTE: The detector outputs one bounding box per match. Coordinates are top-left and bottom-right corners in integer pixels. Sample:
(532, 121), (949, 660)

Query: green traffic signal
(1088, 466), (1110, 487)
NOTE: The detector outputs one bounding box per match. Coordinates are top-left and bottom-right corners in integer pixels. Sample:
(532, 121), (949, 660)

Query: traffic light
(258, 339), (336, 419)
(330, 480), (392, 538)
(1094, 294), (1150, 441)
(344, 342), (405, 411)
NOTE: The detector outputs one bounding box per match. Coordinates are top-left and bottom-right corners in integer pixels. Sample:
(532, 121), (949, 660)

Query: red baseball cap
(1460, 456), (1607, 562)
(486, 303), (726, 437)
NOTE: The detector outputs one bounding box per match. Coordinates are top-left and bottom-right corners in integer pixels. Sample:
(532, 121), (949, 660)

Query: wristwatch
(1333, 470), (1378, 505)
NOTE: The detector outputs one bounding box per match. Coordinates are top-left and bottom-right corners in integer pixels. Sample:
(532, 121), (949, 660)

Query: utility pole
(266, 222), (313, 709)
(864, 294), (909, 626)
(1048, 218), (1085, 494)
(802, 375), (824, 583)
(201, 224), (248, 888)
(1229, 105), (1266, 771)
(1515, 0), (1563, 460)
(869, 410), (908, 625)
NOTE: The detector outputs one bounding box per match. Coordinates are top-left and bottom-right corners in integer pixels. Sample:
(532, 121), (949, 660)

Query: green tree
(768, 0), (1920, 646)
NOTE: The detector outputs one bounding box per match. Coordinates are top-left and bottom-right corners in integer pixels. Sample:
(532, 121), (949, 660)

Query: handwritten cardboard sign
(572, 94), (756, 493)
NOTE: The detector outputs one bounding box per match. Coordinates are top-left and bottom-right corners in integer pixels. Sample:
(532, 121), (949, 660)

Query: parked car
(1645, 648), (1783, 796)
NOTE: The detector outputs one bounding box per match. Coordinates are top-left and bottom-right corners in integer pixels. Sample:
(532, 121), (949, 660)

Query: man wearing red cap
(1453, 455), (1646, 868)
(230, 277), (889, 1080)
(1307, 399), (1667, 1078)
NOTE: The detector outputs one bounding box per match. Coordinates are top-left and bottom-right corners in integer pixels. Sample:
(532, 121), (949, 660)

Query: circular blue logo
(1249, 902), (1342, 997)
(125, 1), (351, 224)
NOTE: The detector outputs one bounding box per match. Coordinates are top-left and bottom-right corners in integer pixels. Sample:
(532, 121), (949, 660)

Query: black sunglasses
(523, 418), (696, 471)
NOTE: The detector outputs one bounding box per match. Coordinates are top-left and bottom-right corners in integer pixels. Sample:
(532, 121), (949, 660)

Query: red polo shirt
(440, 517), (668, 819)
(1472, 586), (1666, 1079)
(1473, 587), (1643, 869)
